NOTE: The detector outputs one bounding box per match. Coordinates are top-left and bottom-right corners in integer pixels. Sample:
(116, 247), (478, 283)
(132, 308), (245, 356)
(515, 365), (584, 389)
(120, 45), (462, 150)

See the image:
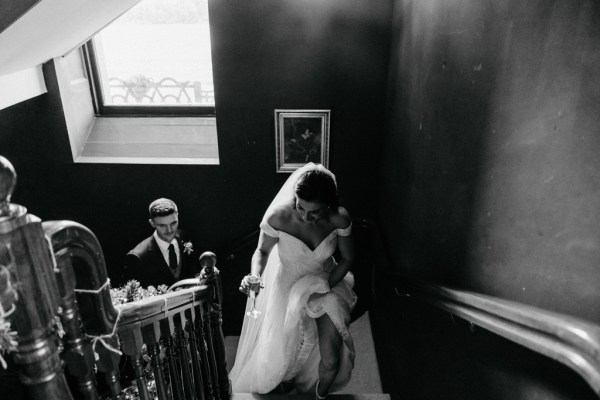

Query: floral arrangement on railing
(110, 280), (169, 306)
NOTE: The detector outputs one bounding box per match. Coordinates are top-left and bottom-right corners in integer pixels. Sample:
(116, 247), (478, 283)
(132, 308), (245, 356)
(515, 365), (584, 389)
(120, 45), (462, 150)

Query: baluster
(95, 336), (122, 399)
(201, 300), (221, 400)
(161, 317), (184, 400)
(209, 302), (231, 400)
(142, 322), (169, 400)
(54, 251), (98, 399)
(119, 323), (150, 400)
(194, 303), (214, 400)
(174, 311), (196, 400)
(0, 156), (73, 399)
(197, 252), (230, 400)
(185, 307), (206, 400)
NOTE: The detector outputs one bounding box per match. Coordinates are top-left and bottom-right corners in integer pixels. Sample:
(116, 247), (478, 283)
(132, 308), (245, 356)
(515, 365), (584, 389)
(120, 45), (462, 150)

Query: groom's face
(150, 213), (179, 243)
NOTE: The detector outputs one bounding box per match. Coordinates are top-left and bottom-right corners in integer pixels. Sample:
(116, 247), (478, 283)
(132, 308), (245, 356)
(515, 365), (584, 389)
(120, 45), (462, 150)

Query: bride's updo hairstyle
(294, 170), (339, 209)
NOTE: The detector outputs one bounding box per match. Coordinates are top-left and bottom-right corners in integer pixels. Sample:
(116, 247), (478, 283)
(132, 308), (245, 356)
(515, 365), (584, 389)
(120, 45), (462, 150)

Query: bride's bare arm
(240, 229), (278, 295)
(328, 234), (355, 288)
(251, 230), (278, 277)
(327, 208), (355, 288)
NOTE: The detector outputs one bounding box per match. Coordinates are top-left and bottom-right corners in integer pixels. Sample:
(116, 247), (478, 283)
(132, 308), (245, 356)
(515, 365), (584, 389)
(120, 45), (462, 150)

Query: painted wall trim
(0, 65), (46, 111)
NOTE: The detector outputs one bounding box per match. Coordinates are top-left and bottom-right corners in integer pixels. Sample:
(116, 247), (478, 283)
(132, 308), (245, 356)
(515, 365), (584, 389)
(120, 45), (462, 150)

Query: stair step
(226, 312), (383, 395)
(232, 394), (391, 400)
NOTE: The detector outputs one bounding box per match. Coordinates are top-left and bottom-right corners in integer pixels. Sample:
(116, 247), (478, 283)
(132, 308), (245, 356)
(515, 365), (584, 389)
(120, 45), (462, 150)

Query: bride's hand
(239, 274), (263, 295)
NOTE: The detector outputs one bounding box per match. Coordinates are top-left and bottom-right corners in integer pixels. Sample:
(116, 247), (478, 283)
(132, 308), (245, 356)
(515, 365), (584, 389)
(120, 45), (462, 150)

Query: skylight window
(87, 0), (215, 115)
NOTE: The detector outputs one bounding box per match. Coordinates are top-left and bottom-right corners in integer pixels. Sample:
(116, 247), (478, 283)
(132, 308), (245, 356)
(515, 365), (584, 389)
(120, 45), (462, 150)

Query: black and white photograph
(1, 0), (599, 400)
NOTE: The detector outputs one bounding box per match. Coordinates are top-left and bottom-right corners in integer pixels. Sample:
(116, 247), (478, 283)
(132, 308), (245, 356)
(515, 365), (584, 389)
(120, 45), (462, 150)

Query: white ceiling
(0, 0), (141, 76)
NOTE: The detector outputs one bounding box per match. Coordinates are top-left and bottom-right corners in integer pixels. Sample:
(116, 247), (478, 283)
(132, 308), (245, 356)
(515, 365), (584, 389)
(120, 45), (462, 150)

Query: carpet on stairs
(224, 311), (382, 394)
(231, 394), (391, 400)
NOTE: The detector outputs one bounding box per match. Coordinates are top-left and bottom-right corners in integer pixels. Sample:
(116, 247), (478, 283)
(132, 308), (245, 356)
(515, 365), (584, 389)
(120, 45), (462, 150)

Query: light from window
(92, 0), (214, 107)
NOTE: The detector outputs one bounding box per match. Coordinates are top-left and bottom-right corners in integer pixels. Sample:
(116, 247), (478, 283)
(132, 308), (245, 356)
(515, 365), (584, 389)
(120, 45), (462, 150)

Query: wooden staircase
(0, 155), (390, 400)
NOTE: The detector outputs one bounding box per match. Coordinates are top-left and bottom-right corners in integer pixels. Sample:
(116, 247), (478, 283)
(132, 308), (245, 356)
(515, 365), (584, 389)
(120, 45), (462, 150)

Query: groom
(120, 198), (202, 288)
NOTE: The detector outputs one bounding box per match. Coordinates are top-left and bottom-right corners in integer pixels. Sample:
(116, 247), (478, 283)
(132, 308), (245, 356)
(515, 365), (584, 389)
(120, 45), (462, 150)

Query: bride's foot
(316, 380), (328, 400)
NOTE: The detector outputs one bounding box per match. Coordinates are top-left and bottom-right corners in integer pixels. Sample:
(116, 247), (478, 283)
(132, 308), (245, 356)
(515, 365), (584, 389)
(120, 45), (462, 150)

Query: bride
(229, 163), (357, 398)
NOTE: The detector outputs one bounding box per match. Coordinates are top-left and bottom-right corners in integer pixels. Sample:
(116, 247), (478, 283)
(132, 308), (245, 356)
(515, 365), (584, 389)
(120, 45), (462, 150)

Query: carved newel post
(197, 251), (232, 400)
(0, 156), (73, 399)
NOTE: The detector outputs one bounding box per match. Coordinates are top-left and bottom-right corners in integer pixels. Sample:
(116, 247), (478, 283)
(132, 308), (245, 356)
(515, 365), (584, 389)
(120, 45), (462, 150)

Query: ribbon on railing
(74, 279), (123, 357)
(44, 235), (59, 273)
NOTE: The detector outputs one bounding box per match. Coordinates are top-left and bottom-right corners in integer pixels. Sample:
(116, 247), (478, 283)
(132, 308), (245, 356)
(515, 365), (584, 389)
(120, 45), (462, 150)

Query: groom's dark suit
(121, 233), (201, 288)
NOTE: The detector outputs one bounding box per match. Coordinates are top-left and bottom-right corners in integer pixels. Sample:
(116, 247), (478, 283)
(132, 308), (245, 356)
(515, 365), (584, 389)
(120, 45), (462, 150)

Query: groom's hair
(148, 198), (178, 219)
(295, 170), (339, 209)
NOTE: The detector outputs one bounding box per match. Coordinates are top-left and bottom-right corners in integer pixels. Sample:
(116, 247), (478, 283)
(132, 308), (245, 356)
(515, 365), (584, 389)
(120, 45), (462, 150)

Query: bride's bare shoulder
(330, 206), (352, 229)
(265, 202), (294, 230)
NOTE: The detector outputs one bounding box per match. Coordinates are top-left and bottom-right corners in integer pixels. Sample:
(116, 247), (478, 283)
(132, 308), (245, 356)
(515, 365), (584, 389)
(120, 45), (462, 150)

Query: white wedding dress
(229, 164), (357, 394)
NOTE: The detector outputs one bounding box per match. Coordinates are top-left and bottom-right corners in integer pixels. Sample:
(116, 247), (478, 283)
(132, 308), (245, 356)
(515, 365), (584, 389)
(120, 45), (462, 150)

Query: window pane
(93, 0), (214, 106)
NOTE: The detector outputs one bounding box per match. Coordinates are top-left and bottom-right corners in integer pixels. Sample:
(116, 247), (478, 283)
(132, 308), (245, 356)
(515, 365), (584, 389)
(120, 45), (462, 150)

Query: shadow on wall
(379, 0), (600, 323)
(380, 0), (502, 283)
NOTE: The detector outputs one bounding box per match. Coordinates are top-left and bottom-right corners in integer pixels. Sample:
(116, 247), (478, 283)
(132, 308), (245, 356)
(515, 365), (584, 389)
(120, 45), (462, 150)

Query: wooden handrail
(396, 277), (600, 396)
(116, 285), (212, 326)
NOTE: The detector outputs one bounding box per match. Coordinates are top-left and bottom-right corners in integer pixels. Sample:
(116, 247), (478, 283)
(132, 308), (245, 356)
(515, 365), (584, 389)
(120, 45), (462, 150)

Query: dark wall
(375, 1), (600, 398)
(379, 0), (600, 323)
(0, 0), (392, 286)
(0, 0), (39, 33)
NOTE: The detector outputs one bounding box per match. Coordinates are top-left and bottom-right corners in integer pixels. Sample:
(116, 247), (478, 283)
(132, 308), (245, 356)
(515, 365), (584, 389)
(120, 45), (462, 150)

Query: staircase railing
(395, 277), (600, 396)
(359, 217), (600, 397)
(0, 155), (230, 400)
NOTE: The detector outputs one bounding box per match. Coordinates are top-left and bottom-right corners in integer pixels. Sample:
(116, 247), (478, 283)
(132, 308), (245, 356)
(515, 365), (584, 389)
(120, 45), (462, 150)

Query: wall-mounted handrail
(396, 277), (600, 396)
(355, 216), (600, 396)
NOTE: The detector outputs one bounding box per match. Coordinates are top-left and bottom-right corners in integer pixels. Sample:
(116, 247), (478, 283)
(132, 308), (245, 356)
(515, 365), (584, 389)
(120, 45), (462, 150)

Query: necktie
(168, 243), (178, 270)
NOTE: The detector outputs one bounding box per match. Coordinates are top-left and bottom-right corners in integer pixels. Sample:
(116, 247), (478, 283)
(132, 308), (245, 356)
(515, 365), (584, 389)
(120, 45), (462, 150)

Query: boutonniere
(183, 241), (194, 255)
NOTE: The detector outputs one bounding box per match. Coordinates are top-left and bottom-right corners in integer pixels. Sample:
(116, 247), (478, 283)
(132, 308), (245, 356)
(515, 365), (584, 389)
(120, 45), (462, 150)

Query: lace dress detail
(229, 221), (357, 394)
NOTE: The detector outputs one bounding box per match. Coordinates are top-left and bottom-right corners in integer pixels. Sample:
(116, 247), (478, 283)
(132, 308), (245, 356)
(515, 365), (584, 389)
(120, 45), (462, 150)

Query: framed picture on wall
(274, 109), (331, 173)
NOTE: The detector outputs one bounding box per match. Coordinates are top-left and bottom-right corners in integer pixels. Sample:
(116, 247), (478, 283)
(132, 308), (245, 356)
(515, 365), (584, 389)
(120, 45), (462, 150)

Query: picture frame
(274, 109), (331, 173)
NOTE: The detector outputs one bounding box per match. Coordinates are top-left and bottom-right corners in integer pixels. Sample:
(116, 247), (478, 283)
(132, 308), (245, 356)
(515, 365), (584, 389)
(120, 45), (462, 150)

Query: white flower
(183, 241), (194, 255)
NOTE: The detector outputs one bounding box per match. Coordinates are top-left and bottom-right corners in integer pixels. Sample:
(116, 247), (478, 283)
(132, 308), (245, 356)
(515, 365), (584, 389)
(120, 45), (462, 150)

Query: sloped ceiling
(0, 0), (141, 76)
(0, 0), (40, 33)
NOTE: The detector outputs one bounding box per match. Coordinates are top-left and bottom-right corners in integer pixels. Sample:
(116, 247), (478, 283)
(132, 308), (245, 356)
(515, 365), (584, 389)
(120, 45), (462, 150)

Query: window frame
(83, 39), (216, 118)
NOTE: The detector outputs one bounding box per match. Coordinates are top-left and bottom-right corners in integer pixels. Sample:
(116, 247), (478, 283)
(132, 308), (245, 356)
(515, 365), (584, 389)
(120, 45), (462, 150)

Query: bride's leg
(316, 314), (342, 397)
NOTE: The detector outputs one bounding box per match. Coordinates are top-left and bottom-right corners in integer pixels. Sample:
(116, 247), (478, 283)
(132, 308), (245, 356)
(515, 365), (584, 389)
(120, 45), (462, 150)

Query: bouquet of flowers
(110, 280), (169, 306)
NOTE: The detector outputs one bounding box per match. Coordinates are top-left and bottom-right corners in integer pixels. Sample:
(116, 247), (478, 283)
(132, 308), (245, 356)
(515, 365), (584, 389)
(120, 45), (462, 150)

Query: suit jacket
(120, 233), (201, 288)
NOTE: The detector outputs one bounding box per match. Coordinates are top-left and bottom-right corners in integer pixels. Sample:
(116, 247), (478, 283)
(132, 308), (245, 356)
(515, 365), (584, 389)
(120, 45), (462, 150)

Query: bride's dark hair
(294, 170), (339, 209)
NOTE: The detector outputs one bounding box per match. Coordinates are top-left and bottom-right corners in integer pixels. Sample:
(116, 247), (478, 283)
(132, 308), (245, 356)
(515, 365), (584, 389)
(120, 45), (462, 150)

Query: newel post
(0, 156), (73, 399)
